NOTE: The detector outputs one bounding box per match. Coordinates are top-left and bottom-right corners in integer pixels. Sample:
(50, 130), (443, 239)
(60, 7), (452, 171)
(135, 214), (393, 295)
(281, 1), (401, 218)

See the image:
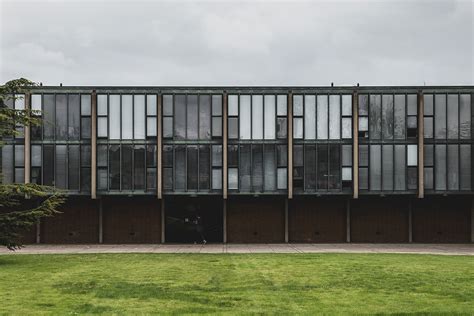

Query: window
(81, 95), (91, 139)
(134, 95), (145, 139)
(146, 95), (157, 137)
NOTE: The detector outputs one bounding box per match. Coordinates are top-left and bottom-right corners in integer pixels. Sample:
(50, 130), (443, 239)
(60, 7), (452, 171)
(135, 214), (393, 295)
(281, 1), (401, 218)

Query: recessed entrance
(165, 197), (223, 243)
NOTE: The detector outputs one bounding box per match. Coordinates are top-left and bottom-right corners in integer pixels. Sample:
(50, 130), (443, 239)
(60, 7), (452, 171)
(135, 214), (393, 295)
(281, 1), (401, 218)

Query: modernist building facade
(1, 85), (473, 243)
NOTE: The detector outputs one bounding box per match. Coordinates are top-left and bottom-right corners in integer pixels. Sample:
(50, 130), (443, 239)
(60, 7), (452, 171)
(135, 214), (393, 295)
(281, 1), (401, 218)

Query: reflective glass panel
(264, 95), (275, 139)
(304, 95), (316, 139)
(240, 95), (251, 139)
(317, 95), (328, 139)
(109, 95), (121, 139)
(329, 95), (340, 139)
(122, 95), (133, 140)
(134, 95), (146, 139)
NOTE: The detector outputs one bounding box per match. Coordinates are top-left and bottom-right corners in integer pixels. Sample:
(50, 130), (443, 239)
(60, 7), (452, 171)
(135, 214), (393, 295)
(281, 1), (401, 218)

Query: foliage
(0, 253), (472, 314)
(0, 78), (65, 250)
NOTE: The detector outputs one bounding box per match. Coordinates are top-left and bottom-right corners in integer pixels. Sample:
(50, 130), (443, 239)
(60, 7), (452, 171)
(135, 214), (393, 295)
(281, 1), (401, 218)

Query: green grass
(0, 253), (473, 315)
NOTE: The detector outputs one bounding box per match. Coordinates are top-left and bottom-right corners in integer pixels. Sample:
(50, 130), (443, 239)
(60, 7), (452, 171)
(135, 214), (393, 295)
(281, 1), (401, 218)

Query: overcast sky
(1, 0), (473, 86)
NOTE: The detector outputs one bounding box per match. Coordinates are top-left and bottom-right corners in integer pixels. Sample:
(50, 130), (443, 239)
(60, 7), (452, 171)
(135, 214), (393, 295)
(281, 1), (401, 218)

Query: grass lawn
(0, 253), (473, 315)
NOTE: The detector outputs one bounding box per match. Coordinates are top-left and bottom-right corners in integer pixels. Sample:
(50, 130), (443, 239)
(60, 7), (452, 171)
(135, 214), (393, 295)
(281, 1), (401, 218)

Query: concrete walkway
(1, 243), (473, 255)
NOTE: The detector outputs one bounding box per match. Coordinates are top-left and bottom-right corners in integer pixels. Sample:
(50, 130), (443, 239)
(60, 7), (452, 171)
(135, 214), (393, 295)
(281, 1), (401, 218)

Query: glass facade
(1, 87), (472, 196)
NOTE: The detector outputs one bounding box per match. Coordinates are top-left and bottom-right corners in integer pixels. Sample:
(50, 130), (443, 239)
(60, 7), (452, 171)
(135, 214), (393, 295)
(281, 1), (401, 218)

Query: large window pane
(435, 94), (446, 139)
(109, 145), (120, 190)
(228, 95), (238, 116)
(68, 94), (80, 140)
(187, 95), (198, 140)
(55, 94), (67, 140)
(252, 145), (263, 191)
(304, 95), (316, 140)
(342, 145), (352, 166)
(382, 95), (394, 140)
(109, 95), (121, 139)
(81, 117), (91, 139)
(435, 145), (446, 190)
(163, 117), (173, 138)
(293, 95), (303, 116)
(424, 117), (433, 138)
(199, 145), (210, 190)
(277, 95), (287, 116)
(264, 145), (276, 191)
(122, 95), (133, 140)
(460, 94), (471, 139)
(369, 95), (381, 139)
(342, 117), (351, 139)
(447, 145), (459, 190)
(1, 145), (13, 183)
(264, 95), (275, 139)
(147, 95), (157, 116)
(293, 118), (303, 139)
(228, 168), (238, 190)
(382, 145), (393, 190)
(97, 95), (108, 115)
(68, 145), (80, 190)
(240, 95), (251, 139)
(55, 145), (67, 189)
(277, 168), (287, 189)
(228, 117), (238, 139)
(317, 145), (328, 190)
(187, 145), (198, 190)
(134, 145), (145, 190)
(407, 145), (417, 166)
(317, 95), (328, 139)
(447, 94), (459, 139)
(175, 146), (186, 190)
(240, 145), (251, 191)
(98, 117), (107, 138)
(134, 95), (145, 139)
(32, 94), (42, 112)
(394, 95), (406, 139)
(199, 95), (211, 139)
(277, 117), (287, 139)
(305, 145), (316, 190)
(212, 145), (222, 167)
(163, 95), (173, 116)
(252, 95), (263, 139)
(174, 95), (186, 140)
(342, 95), (352, 116)
(147, 117), (157, 137)
(369, 145), (381, 190)
(43, 145), (54, 186)
(43, 94), (55, 140)
(14, 145), (24, 166)
(328, 144), (340, 189)
(212, 117), (222, 137)
(31, 145), (42, 167)
(212, 95), (222, 116)
(425, 167), (433, 190)
(329, 95), (340, 139)
(212, 169), (222, 190)
(460, 144), (471, 190)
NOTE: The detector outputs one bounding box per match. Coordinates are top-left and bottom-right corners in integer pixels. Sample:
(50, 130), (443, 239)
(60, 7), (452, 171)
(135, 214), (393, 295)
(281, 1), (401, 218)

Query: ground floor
(16, 196), (474, 244)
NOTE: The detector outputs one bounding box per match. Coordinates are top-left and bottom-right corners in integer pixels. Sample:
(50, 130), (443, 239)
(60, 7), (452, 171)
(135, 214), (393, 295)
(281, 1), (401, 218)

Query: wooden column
(223, 200), (227, 243)
(98, 198), (103, 243)
(284, 199), (289, 243)
(161, 198), (165, 243)
(24, 93), (31, 184)
(288, 92), (293, 199)
(223, 92), (228, 200)
(352, 90), (359, 199)
(157, 94), (162, 199)
(346, 199), (351, 242)
(417, 90), (424, 198)
(91, 90), (97, 199)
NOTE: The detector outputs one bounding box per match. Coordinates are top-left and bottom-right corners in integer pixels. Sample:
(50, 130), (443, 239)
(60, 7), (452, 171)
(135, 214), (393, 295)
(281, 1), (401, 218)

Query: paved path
(1, 244), (472, 255)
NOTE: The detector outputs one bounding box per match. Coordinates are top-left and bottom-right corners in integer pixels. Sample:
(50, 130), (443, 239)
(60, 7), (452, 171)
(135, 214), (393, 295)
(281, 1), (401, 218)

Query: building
(1, 86), (473, 244)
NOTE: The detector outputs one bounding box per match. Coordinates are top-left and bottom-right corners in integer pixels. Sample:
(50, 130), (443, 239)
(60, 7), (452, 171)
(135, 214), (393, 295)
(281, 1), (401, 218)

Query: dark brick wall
(227, 197), (285, 243)
(289, 197), (346, 242)
(103, 197), (161, 243)
(351, 197), (409, 243)
(41, 197), (100, 243)
(412, 197), (471, 243)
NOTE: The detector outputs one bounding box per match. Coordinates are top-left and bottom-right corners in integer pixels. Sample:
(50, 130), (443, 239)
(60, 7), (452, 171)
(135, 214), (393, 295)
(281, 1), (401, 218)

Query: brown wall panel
(351, 197), (409, 243)
(227, 197), (285, 243)
(41, 197), (99, 243)
(289, 197), (346, 242)
(412, 197), (471, 243)
(103, 197), (161, 243)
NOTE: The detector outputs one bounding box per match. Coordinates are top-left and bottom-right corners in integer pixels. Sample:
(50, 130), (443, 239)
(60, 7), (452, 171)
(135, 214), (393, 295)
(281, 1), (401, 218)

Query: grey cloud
(1, 0), (472, 86)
